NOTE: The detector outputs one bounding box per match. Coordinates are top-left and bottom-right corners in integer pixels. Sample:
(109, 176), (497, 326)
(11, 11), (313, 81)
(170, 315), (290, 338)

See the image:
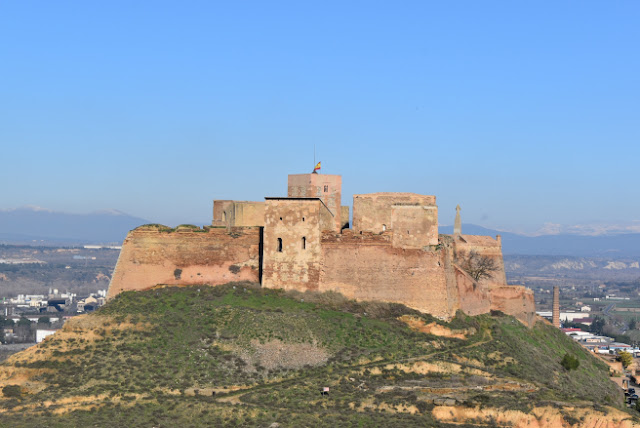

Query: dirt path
(210, 328), (497, 405)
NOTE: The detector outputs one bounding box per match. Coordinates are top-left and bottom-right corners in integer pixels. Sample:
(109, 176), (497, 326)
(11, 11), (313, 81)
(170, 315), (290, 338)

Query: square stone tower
(288, 173), (342, 232)
(261, 197), (334, 291)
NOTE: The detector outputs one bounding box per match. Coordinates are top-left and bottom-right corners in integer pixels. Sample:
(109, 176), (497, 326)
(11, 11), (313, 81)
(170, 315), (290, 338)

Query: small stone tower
(287, 173), (342, 232)
(552, 286), (560, 328)
(453, 205), (462, 235)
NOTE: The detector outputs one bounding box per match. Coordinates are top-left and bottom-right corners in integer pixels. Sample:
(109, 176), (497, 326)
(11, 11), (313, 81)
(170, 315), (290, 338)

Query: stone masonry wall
(319, 230), (458, 319)
(212, 201), (265, 228)
(107, 226), (261, 299)
(453, 264), (492, 316)
(453, 234), (507, 285)
(353, 193), (436, 234)
(288, 174), (342, 232)
(231, 202), (265, 227)
(489, 284), (536, 326)
(340, 206), (350, 229)
(391, 205), (438, 248)
(262, 199), (327, 291)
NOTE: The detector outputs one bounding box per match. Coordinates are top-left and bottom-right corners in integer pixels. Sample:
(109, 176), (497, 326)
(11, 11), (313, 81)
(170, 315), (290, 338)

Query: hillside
(0, 283), (636, 427)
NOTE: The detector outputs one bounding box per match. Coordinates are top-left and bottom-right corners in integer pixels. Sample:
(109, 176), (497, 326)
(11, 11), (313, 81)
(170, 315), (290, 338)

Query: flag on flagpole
(313, 162), (321, 173)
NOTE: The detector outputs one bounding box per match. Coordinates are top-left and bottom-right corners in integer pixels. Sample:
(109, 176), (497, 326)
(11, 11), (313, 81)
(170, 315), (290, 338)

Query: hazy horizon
(2, 2), (638, 234)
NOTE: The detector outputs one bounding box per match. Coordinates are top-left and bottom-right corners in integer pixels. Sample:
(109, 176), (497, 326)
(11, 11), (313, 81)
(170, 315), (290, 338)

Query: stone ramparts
(107, 226), (261, 299)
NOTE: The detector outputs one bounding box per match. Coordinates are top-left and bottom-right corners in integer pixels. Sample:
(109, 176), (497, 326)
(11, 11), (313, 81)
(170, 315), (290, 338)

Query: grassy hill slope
(0, 283), (636, 427)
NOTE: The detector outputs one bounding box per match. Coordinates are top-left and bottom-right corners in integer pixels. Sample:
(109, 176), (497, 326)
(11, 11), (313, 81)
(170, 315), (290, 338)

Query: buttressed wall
(107, 226), (260, 299)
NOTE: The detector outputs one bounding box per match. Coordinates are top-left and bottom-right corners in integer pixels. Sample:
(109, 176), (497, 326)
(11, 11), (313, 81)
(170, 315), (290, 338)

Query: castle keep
(107, 172), (535, 325)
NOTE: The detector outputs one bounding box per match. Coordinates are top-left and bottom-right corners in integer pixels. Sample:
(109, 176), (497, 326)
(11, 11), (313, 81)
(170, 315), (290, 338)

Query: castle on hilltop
(107, 171), (535, 325)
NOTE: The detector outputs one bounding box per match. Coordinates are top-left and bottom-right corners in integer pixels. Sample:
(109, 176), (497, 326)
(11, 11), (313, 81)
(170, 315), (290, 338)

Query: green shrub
(561, 353), (580, 371)
(3, 385), (22, 398)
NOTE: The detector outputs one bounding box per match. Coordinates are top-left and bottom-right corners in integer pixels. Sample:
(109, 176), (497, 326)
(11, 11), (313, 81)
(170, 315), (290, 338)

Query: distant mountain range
(0, 207), (149, 244)
(1, 206), (639, 257)
(440, 224), (640, 258)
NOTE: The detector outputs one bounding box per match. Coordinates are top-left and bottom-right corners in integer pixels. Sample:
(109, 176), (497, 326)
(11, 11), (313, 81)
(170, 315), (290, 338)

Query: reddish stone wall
(453, 264), (492, 316)
(453, 234), (507, 285)
(451, 234), (535, 325)
(107, 227), (260, 299)
(489, 284), (536, 327)
(319, 230), (458, 319)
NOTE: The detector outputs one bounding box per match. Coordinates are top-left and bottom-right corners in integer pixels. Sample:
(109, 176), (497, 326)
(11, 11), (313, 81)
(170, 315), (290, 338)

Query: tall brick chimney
(552, 286), (560, 328)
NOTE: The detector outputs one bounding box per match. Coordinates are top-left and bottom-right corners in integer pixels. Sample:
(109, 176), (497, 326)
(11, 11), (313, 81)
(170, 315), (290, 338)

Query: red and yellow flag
(313, 162), (321, 172)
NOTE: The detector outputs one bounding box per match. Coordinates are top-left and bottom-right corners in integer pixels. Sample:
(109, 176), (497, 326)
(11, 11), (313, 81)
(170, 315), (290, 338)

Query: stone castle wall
(453, 234), (508, 286)
(319, 230), (458, 319)
(213, 201), (265, 228)
(489, 284), (536, 326)
(107, 173), (535, 326)
(261, 199), (332, 291)
(107, 226), (261, 299)
(390, 205), (439, 248)
(452, 264), (492, 316)
(353, 193), (436, 234)
(288, 174), (342, 231)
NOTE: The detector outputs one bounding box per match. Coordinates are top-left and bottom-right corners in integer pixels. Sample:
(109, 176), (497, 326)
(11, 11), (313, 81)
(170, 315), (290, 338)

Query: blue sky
(1, 1), (638, 233)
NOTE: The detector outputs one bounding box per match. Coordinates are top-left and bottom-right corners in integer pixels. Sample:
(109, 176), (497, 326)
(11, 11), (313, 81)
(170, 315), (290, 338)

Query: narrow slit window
(302, 237), (306, 249)
(382, 224), (386, 232)
(277, 238), (283, 252)
(324, 185), (328, 192)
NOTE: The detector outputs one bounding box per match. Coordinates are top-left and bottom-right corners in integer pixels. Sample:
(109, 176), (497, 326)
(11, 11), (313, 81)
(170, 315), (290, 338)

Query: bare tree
(459, 251), (499, 281)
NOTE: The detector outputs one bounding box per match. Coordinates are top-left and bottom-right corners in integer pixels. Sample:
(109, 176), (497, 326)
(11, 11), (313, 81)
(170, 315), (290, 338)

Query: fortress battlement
(321, 229), (392, 245)
(107, 171), (535, 325)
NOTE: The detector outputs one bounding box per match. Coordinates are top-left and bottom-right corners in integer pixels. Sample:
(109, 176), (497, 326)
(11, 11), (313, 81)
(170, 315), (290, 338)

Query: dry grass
(399, 315), (472, 339)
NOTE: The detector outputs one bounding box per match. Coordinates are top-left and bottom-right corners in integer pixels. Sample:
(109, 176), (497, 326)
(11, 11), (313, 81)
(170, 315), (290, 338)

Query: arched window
(223, 211), (227, 222)
(277, 238), (283, 252)
(382, 224), (386, 232)
(302, 237), (306, 250)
